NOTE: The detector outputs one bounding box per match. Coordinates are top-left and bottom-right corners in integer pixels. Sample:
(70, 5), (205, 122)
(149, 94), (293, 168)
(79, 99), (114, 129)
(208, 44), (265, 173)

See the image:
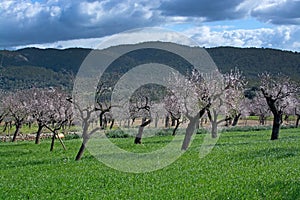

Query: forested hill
(206, 47), (300, 82)
(0, 48), (91, 72)
(0, 44), (299, 90)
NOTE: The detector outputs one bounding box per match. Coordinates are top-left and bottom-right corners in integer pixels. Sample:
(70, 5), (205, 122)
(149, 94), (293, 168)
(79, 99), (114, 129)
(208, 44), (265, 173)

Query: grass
(0, 128), (300, 199)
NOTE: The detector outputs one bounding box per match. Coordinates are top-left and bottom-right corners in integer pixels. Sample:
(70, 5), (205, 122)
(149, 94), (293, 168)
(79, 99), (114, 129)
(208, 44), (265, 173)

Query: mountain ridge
(1, 43), (299, 91)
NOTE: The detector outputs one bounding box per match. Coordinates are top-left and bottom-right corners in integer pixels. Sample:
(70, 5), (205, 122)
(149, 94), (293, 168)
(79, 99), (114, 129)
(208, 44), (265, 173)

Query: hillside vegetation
(1, 44), (299, 91)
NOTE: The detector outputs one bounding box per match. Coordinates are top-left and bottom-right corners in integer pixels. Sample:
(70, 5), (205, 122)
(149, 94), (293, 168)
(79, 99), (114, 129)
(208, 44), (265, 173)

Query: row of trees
(0, 88), (71, 150)
(0, 70), (299, 160)
(166, 70), (299, 149)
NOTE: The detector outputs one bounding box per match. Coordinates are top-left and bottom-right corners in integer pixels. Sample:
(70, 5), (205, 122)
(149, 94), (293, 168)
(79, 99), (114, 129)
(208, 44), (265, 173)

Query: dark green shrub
(64, 133), (80, 140)
(106, 129), (130, 138)
(221, 125), (272, 133)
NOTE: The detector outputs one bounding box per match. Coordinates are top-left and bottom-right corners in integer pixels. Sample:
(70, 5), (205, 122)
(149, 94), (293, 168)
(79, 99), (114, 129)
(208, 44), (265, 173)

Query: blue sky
(1, 0), (300, 51)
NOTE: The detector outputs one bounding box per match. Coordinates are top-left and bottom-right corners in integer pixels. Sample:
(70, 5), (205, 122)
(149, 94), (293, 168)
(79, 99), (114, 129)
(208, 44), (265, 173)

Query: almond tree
(259, 73), (299, 140)
(95, 82), (112, 129)
(205, 69), (246, 138)
(281, 95), (299, 125)
(2, 90), (31, 142)
(28, 88), (54, 144)
(293, 91), (300, 127)
(225, 70), (248, 126)
(231, 98), (251, 126)
(295, 98), (300, 128)
(151, 102), (166, 129)
(68, 97), (99, 160)
(167, 69), (246, 149)
(43, 89), (71, 151)
(167, 70), (211, 150)
(250, 92), (271, 125)
(70, 81), (111, 160)
(164, 91), (182, 136)
(0, 90), (7, 123)
(130, 91), (152, 144)
(0, 90), (11, 139)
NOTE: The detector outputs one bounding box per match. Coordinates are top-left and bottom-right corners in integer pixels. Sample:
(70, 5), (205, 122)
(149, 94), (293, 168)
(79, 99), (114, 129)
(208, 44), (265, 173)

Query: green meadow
(0, 128), (299, 199)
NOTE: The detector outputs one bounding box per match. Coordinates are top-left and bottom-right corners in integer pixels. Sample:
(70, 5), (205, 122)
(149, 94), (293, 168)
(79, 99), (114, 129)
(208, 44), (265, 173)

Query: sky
(1, 0), (300, 51)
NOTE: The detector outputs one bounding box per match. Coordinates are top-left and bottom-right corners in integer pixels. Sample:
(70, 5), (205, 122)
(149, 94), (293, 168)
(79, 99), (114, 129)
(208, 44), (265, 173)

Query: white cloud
(1, 0), (300, 52)
(0, 0), (162, 47)
(251, 0), (300, 25)
(13, 24), (300, 52)
(14, 27), (197, 49)
(182, 25), (300, 51)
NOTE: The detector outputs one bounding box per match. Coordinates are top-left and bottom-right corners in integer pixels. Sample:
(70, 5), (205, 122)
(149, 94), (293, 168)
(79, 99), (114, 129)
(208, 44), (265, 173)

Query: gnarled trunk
(12, 122), (22, 142)
(99, 112), (104, 129)
(181, 117), (198, 150)
(35, 123), (44, 144)
(181, 107), (207, 150)
(134, 118), (151, 144)
(49, 129), (66, 151)
(259, 115), (266, 125)
(50, 130), (56, 151)
(75, 143), (86, 161)
(109, 119), (115, 130)
(271, 113), (282, 140)
(172, 118), (181, 136)
(295, 114), (300, 128)
(232, 113), (241, 126)
(211, 122), (218, 138)
(171, 117), (176, 126)
(208, 109), (218, 138)
(75, 119), (93, 161)
(75, 136), (89, 161)
(165, 115), (170, 128)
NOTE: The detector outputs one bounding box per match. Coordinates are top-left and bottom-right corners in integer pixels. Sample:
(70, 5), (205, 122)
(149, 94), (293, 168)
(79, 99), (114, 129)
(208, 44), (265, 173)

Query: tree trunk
(259, 115), (265, 125)
(99, 113), (104, 129)
(103, 117), (107, 129)
(232, 113), (241, 126)
(12, 122), (22, 142)
(134, 118), (151, 144)
(206, 108), (218, 138)
(211, 122), (218, 138)
(109, 119), (115, 130)
(50, 130), (56, 151)
(75, 137), (88, 161)
(75, 119), (91, 160)
(172, 119), (180, 136)
(35, 123), (44, 144)
(181, 117), (198, 150)
(181, 104), (210, 150)
(165, 115), (170, 128)
(75, 143), (86, 161)
(295, 115), (300, 128)
(171, 117), (176, 126)
(211, 110), (218, 138)
(271, 113), (282, 140)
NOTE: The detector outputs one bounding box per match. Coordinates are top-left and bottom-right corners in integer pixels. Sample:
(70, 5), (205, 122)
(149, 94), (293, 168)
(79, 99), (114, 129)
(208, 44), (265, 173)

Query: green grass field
(1, 128), (300, 199)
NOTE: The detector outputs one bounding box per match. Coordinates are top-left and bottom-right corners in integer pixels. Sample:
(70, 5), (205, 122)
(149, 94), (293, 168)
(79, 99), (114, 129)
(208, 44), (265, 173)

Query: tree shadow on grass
(255, 180), (300, 200)
(213, 142), (250, 147)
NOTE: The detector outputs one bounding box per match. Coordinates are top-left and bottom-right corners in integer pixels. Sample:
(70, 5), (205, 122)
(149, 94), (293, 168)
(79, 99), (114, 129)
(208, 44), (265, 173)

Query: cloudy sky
(1, 0), (300, 51)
